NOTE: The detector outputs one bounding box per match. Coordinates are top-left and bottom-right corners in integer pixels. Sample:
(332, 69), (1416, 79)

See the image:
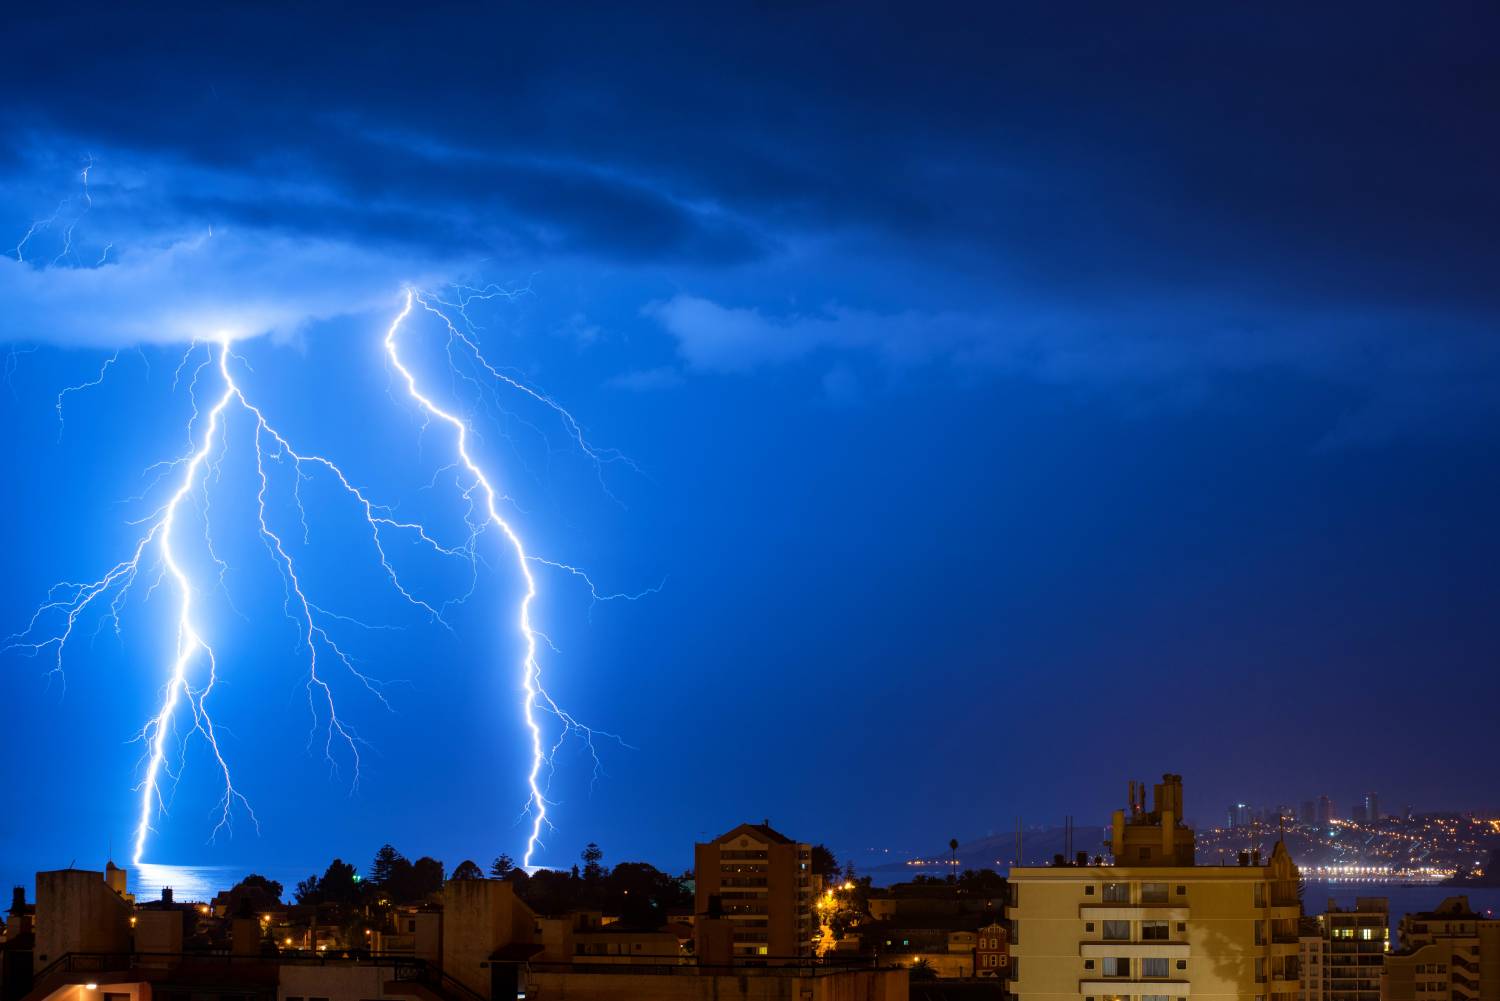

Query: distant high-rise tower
(1300, 800), (1317, 825)
(1227, 802), (1252, 828)
(1317, 795), (1333, 825)
(1364, 792), (1380, 822)
(1351, 803), (1368, 825)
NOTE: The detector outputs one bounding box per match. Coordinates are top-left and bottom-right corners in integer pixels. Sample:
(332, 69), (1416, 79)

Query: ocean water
(126, 862), (315, 903)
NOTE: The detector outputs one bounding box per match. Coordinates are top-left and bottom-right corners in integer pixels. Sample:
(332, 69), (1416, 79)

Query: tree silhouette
(319, 859), (361, 905)
(811, 844), (839, 881)
(949, 838), (959, 882)
(452, 859), (484, 880)
(294, 874), (321, 905)
(370, 844), (407, 886)
(490, 854), (515, 879)
(224, 874), (283, 914)
(581, 843), (605, 882)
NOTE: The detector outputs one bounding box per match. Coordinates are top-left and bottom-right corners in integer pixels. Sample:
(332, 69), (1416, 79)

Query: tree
(490, 854), (515, 878)
(581, 843), (606, 882)
(949, 838), (960, 882)
(603, 862), (692, 925)
(910, 958), (938, 982)
(956, 868), (1006, 896)
(294, 874), (322, 905)
(387, 856), (445, 902)
(452, 859), (485, 880)
(224, 874), (283, 915)
(370, 844), (407, 886)
(811, 844), (840, 882)
(318, 859), (361, 906)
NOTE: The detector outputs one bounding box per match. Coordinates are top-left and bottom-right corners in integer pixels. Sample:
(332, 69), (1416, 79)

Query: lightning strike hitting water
(10, 300), (648, 870)
(7, 163), (646, 865)
(9, 338), (472, 864)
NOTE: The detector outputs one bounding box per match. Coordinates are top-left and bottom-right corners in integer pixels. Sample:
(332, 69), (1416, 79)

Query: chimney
(1238, 851), (1250, 867)
(1075, 851), (1088, 867)
(9, 886), (23, 914)
(162, 886), (174, 905)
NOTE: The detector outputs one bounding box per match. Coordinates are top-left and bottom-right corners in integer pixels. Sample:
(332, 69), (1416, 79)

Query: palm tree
(949, 838), (959, 882)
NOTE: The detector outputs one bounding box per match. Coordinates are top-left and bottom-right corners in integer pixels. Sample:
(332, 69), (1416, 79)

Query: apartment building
(1009, 774), (1302, 1001)
(1318, 897), (1389, 1001)
(1381, 896), (1500, 1001)
(694, 821), (817, 961)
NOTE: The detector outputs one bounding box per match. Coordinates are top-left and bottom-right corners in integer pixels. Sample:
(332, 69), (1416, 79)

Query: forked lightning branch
(6, 284), (646, 871)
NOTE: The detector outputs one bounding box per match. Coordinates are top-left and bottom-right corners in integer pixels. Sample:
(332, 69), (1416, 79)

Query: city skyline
(4, 4), (1500, 888)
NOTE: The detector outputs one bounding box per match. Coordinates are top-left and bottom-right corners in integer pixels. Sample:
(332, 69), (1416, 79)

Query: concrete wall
(34, 870), (132, 968)
(440, 879), (537, 999)
(279, 963), (400, 1000)
(133, 909), (184, 955)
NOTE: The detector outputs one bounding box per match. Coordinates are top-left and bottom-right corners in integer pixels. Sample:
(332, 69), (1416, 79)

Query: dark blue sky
(2, 3), (1499, 887)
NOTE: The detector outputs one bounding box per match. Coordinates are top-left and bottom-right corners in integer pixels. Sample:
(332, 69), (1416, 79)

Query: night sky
(2, 4), (1499, 889)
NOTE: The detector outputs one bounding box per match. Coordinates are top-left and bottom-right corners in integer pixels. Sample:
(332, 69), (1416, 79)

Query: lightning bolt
(386, 289), (648, 868)
(9, 337), (466, 864)
(9, 166), (648, 869)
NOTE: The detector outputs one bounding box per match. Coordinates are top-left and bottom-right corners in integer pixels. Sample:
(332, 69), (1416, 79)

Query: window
(1143, 958), (1169, 978)
(1087, 885), (1096, 895)
(1176, 923), (1186, 933)
(1176, 885), (1186, 895)
(1142, 921), (1169, 941)
(1104, 882), (1130, 903)
(1256, 958), (1267, 983)
(1177, 961), (1187, 971)
(1142, 995), (1171, 1001)
(1104, 958), (1130, 978)
(1086, 922), (1096, 932)
(1255, 884), (1266, 907)
(1103, 920), (1130, 940)
(1085, 960), (1096, 970)
(1142, 883), (1168, 904)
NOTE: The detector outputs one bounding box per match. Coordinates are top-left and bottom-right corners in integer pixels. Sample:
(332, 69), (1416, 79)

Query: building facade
(1009, 774), (1302, 1001)
(1316, 897), (1388, 1001)
(1299, 920), (1325, 1001)
(1381, 896), (1500, 1001)
(977, 921), (1009, 978)
(694, 822), (817, 961)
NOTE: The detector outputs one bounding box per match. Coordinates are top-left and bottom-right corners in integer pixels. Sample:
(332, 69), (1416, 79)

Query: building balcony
(1081, 943), (1190, 959)
(1080, 905), (1189, 921)
(1080, 980), (1191, 996)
